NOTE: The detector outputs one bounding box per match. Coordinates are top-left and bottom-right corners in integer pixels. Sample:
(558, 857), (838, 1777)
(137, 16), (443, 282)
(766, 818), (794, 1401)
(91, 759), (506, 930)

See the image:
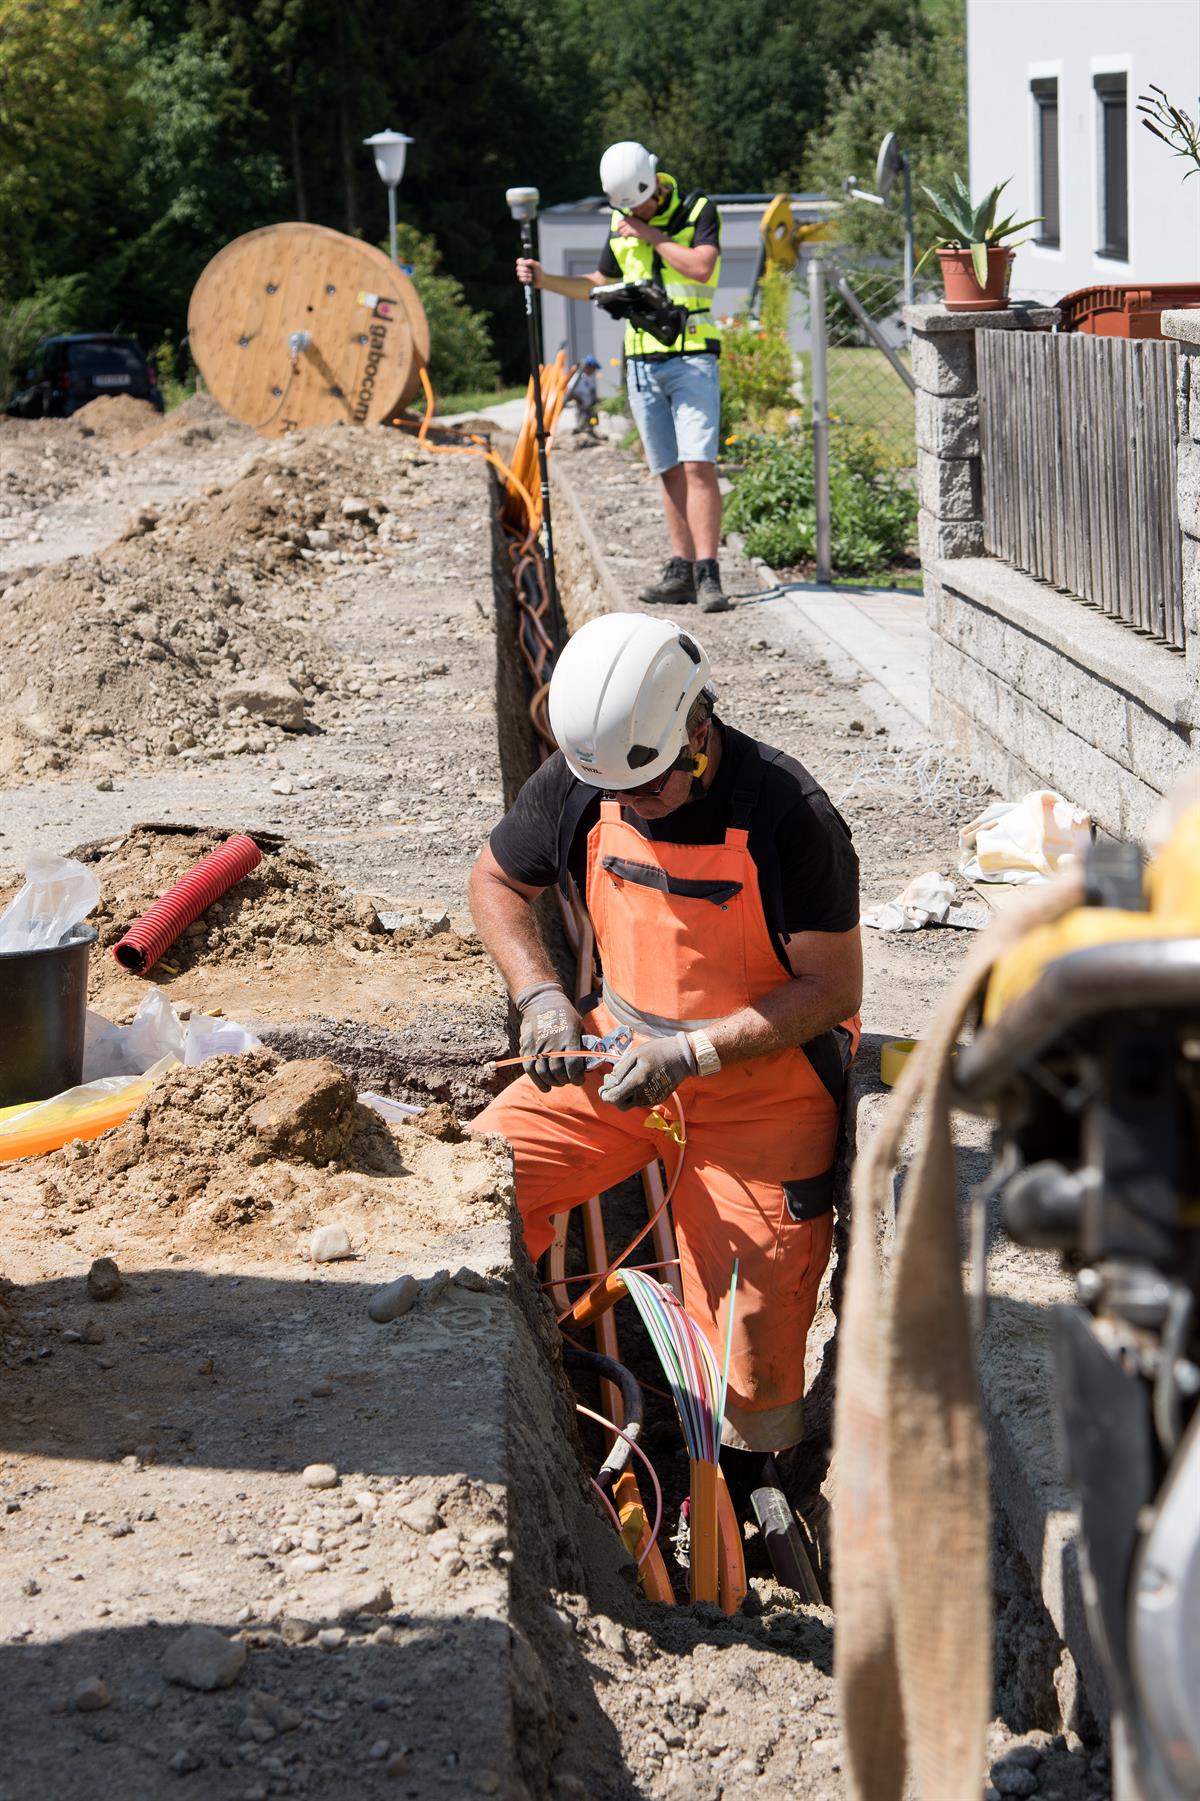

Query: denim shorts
(626, 353), (720, 476)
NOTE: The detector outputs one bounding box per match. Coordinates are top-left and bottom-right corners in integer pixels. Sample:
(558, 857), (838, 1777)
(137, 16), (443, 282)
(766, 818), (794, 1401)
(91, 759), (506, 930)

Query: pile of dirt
(69, 824), (483, 986)
(33, 1050), (504, 1250)
(70, 394), (160, 441)
(76, 825), (388, 971)
(0, 553), (327, 781)
(0, 423), (439, 780)
(0, 416), (110, 513)
(140, 429), (423, 577)
(119, 390), (244, 454)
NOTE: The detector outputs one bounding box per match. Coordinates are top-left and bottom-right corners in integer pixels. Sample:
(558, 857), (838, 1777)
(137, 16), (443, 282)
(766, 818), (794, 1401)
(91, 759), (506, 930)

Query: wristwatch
(687, 1029), (722, 1078)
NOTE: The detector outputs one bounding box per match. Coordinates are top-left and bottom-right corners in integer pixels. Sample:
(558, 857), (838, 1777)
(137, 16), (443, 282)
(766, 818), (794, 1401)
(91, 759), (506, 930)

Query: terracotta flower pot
(937, 245), (1014, 313)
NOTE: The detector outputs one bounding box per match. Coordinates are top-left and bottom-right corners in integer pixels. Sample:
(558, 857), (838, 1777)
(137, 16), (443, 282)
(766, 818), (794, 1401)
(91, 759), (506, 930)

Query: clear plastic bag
(83, 989), (188, 1081)
(0, 1057), (177, 1163)
(183, 1013), (263, 1065)
(83, 993), (263, 1078)
(0, 853), (101, 954)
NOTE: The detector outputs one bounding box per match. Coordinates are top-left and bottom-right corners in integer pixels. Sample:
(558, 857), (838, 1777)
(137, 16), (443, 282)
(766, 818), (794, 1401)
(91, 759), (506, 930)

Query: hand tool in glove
(515, 981), (585, 1091)
(599, 1032), (697, 1111)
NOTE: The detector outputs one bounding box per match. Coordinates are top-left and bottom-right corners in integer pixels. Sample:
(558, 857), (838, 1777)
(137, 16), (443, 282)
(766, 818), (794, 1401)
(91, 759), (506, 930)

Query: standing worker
(516, 141), (731, 614)
(565, 354), (602, 439)
(469, 613), (862, 1501)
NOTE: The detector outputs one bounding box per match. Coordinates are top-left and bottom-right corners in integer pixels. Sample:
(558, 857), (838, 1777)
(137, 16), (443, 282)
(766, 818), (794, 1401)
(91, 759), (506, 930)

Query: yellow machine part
(982, 802), (1200, 1023)
(758, 194), (839, 271)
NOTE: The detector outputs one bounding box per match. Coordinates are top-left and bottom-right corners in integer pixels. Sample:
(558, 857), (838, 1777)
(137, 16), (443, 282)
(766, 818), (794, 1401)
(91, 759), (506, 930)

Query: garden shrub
(723, 427), (917, 577)
(392, 223), (499, 398)
(719, 266), (795, 434)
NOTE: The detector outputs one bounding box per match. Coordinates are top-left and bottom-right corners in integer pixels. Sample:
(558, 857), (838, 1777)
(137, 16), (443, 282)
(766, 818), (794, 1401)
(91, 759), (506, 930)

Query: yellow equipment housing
(982, 801), (1200, 1024)
(758, 194), (839, 272)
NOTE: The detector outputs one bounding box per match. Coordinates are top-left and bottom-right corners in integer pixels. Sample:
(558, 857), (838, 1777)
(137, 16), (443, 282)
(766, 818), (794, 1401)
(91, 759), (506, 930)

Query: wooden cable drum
(187, 222), (430, 438)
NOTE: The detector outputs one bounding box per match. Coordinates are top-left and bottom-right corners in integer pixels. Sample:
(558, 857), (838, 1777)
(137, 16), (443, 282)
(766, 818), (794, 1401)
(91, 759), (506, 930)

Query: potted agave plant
(918, 175), (1041, 312)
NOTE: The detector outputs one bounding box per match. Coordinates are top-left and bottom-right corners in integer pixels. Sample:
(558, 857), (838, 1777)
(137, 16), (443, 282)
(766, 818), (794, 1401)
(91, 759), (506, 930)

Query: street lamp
(363, 129), (413, 267)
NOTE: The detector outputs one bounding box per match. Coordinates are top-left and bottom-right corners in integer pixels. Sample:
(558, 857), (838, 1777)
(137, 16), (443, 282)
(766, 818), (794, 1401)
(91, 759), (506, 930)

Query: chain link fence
(798, 260), (919, 471)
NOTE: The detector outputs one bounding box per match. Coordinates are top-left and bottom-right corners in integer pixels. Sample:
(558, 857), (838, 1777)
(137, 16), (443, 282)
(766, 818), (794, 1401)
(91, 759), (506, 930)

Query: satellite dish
(875, 132), (902, 202)
(188, 223), (430, 439)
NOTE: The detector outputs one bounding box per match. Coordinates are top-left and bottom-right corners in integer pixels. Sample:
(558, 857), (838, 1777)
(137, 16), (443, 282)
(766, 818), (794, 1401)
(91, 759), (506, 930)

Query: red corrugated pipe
(112, 834), (262, 974)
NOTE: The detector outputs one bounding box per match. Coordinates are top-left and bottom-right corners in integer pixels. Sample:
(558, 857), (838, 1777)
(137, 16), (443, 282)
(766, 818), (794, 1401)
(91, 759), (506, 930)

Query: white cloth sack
(863, 871), (956, 933)
(959, 790), (1092, 885)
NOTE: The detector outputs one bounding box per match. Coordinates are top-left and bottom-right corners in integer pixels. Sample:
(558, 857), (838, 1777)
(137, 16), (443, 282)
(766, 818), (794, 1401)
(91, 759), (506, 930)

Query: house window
(1032, 78), (1060, 247)
(1095, 73), (1129, 260)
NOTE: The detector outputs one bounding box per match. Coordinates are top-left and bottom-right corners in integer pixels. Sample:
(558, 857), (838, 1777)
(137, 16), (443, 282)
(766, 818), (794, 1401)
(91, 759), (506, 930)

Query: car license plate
(92, 374), (131, 387)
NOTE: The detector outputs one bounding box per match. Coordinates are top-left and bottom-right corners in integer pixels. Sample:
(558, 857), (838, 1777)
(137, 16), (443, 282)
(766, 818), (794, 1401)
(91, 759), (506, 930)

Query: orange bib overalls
(475, 763), (856, 1451)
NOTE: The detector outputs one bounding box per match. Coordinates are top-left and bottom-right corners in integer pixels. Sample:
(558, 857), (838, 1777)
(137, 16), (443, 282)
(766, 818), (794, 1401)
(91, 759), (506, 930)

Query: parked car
(7, 334), (164, 418)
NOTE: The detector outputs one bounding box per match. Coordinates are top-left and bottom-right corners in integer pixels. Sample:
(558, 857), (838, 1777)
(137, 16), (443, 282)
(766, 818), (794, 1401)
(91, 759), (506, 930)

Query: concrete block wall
(908, 302), (1200, 841)
(909, 303), (1057, 563)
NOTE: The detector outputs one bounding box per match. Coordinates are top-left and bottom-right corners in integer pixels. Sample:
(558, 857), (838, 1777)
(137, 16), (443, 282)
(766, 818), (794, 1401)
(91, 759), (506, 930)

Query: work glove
(599, 1032), (697, 1112)
(515, 981), (585, 1092)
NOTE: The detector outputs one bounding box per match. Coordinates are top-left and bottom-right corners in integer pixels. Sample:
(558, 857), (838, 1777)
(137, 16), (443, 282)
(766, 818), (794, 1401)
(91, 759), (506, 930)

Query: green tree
(578, 0), (923, 192)
(801, 1), (967, 264)
(0, 274), (86, 405)
(0, 0), (140, 294)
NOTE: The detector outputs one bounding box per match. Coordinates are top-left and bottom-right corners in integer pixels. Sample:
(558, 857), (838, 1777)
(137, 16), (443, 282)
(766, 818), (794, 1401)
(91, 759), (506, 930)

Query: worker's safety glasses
(622, 749), (692, 800)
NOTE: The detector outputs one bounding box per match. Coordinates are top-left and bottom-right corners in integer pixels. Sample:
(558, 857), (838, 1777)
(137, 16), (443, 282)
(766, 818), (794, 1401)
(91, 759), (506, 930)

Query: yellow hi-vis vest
(608, 175), (721, 359)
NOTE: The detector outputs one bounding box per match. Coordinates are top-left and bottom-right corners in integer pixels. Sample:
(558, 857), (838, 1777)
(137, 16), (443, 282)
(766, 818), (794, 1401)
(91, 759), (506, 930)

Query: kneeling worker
(516, 140), (730, 613)
(469, 613), (862, 1497)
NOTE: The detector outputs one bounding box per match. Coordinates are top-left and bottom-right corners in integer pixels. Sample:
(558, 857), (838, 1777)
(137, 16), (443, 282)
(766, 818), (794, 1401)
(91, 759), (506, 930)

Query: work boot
(694, 558), (731, 613)
(638, 556), (695, 606)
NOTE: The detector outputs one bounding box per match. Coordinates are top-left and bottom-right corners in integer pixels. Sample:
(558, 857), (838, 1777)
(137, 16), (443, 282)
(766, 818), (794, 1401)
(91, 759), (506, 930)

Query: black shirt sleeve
(488, 752), (582, 890)
(597, 238), (620, 279)
(772, 790), (860, 936)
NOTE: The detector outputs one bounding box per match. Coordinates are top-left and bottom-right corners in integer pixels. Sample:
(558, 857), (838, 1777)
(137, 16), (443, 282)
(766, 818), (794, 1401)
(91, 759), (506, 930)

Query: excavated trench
(479, 448), (1108, 1799)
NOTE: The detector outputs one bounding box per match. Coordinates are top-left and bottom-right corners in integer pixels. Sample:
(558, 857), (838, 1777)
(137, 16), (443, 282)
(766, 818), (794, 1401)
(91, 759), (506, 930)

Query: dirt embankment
(0, 423), (435, 785)
(33, 1049), (504, 1261)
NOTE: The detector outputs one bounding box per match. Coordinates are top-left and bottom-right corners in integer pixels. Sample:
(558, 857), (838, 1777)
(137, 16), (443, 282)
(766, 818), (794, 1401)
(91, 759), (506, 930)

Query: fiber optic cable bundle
(620, 1269), (724, 1464)
(616, 1268), (745, 1608)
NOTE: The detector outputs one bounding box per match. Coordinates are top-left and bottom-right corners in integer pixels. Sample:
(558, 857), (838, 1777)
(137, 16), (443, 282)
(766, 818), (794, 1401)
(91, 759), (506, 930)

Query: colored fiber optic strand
(619, 1270), (723, 1465)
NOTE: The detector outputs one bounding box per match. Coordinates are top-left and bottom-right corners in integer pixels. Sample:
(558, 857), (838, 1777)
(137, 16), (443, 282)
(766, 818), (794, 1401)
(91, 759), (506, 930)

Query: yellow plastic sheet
(0, 1057), (177, 1163)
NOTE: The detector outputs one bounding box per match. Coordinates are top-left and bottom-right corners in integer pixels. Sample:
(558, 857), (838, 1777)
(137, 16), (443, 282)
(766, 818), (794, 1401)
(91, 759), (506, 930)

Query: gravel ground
(0, 409), (1107, 1800)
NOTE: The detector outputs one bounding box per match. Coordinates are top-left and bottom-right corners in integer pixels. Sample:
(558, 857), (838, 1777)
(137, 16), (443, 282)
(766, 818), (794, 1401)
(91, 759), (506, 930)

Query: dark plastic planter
(0, 925), (96, 1107)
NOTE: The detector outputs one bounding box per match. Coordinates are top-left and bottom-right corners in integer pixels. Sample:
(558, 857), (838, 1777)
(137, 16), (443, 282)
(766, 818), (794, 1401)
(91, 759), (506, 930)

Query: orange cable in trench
(576, 1403), (665, 1568)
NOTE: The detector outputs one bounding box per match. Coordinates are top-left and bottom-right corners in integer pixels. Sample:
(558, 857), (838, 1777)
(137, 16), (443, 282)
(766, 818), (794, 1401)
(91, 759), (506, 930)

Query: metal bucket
(0, 926), (96, 1107)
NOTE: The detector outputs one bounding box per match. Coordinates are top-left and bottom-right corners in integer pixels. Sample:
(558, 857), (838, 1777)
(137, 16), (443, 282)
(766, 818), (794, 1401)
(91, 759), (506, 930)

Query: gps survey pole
(506, 186), (563, 646)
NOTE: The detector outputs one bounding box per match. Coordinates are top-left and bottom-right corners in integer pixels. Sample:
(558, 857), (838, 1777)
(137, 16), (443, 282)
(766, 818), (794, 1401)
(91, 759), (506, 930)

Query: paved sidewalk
(755, 580), (930, 732)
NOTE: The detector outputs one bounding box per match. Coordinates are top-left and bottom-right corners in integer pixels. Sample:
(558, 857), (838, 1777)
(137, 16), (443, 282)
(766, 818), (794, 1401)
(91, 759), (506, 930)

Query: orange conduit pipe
(0, 1085), (147, 1164)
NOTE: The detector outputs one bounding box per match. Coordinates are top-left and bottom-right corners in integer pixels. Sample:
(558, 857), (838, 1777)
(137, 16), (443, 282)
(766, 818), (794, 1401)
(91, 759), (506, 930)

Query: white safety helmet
(599, 140), (659, 212)
(548, 613), (712, 790)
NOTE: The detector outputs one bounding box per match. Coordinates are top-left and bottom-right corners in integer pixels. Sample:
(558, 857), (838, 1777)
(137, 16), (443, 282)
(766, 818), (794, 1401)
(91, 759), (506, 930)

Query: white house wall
(967, 0), (1200, 300)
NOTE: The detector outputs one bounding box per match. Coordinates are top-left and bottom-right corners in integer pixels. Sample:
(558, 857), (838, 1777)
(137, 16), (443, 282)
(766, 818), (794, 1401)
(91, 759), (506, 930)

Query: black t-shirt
(597, 192), (721, 280)
(489, 721), (859, 967)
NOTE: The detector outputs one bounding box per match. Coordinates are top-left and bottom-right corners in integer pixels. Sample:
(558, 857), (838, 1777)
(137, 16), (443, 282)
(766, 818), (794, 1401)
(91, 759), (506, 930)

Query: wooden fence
(978, 332), (1185, 651)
